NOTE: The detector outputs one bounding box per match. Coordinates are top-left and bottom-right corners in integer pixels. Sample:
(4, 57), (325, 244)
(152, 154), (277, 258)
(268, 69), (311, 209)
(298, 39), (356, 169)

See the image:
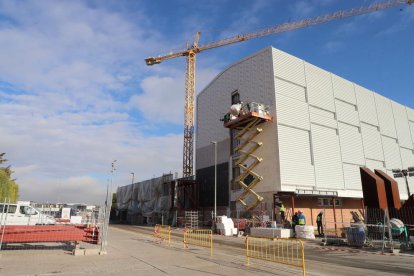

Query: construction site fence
(246, 236), (305, 276)
(117, 207), (274, 229)
(0, 199), (110, 255)
(322, 207), (414, 251)
(183, 228), (213, 256)
(154, 224), (171, 246)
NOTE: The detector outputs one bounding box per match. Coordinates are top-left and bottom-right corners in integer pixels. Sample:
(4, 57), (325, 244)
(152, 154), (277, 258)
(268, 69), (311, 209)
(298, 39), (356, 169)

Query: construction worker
(316, 211), (324, 236)
(297, 210), (306, 225)
(279, 201), (285, 223)
(291, 212), (299, 233)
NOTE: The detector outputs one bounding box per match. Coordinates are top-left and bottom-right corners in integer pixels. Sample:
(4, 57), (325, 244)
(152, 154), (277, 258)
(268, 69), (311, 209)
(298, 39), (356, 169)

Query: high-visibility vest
(298, 214), (306, 225)
(280, 204), (285, 212)
(317, 215), (322, 222)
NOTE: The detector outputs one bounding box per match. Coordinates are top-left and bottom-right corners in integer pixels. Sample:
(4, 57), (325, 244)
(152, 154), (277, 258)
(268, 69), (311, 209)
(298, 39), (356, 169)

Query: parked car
(0, 202), (56, 225)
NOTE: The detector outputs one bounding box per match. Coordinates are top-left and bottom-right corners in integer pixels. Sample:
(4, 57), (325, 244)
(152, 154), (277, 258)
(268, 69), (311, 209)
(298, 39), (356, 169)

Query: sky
(0, 0), (413, 204)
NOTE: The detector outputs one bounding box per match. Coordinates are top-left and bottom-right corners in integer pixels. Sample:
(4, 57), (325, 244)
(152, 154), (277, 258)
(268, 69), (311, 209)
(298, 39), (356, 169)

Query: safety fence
(183, 228), (213, 256)
(0, 199), (110, 255)
(322, 207), (414, 251)
(246, 236), (305, 276)
(154, 224), (171, 246)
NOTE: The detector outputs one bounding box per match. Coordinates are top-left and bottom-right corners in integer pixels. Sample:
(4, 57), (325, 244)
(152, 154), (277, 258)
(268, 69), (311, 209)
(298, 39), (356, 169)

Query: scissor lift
(224, 103), (272, 210)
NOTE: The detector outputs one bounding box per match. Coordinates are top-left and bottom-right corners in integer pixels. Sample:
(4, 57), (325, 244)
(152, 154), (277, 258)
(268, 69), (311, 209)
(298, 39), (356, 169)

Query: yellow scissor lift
(224, 104), (272, 210)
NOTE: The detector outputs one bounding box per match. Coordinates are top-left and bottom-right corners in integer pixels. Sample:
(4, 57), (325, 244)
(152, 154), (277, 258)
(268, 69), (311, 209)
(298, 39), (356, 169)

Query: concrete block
(84, 248), (101, 256)
(250, 227), (293, 238)
(72, 249), (85, 256)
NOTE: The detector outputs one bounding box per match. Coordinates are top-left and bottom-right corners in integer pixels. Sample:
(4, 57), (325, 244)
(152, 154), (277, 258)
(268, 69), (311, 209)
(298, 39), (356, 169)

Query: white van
(0, 202), (56, 225)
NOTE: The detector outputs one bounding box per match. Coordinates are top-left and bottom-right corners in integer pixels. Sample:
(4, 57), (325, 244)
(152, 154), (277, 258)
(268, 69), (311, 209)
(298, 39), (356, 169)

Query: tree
(0, 153), (19, 203)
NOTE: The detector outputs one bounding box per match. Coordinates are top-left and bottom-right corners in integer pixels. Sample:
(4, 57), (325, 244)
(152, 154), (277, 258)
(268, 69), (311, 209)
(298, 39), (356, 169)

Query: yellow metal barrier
(183, 228), (213, 256)
(154, 224), (171, 246)
(246, 236), (306, 276)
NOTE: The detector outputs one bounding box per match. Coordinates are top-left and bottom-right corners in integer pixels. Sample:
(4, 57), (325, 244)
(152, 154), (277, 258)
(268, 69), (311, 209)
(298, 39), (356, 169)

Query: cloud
(129, 67), (219, 125)
(0, 0), (190, 203)
(322, 41), (343, 54)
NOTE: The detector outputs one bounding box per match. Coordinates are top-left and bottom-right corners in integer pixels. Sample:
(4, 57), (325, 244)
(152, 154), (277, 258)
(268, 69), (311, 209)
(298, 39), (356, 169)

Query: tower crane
(145, 0), (413, 178)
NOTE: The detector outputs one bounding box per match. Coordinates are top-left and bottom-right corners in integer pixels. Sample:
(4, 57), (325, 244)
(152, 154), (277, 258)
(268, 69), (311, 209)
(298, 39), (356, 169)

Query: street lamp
(392, 167), (414, 198)
(102, 159), (117, 253)
(210, 141), (217, 220)
(131, 172), (135, 184)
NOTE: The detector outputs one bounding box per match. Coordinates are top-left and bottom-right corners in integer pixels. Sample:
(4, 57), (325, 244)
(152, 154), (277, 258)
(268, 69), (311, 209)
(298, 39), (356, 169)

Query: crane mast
(145, 0), (413, 178)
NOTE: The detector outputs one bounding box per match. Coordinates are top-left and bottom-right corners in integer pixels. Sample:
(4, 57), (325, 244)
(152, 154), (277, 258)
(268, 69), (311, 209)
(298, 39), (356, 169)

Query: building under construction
(196, 47), (414, 222)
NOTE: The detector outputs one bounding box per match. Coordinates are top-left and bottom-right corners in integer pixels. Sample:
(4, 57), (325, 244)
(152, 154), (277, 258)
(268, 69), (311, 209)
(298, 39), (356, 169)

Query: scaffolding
(224, 102), (272, 210)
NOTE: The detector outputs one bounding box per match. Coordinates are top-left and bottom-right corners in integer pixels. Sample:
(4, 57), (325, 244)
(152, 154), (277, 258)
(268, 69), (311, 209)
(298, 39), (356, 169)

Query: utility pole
(211, 141), (217, 219)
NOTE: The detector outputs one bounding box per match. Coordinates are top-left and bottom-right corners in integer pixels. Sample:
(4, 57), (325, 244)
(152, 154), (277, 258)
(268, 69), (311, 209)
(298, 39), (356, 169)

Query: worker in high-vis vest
(297, 210), (306, 225)
(316, 211), (324, 236)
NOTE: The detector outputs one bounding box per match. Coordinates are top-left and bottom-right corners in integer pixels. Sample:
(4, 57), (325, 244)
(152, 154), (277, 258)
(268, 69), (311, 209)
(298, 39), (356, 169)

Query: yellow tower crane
(145, 0), (413, 178)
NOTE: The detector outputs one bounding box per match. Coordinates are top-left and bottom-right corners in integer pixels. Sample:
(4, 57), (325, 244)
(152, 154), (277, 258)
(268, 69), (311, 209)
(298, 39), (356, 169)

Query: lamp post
(210, 141), (217, 220)
(102, 160), (117, 253)
(392, 167), (414, 198)
(131, 172), (135, 184)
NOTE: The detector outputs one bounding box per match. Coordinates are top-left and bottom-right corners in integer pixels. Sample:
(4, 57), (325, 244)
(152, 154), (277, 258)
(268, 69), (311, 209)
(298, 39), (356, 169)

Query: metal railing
(183, 228), (213, 256)
(0, 199), (107, 254)
(154, 224), (171, 246)
(246, 236), (306, 276)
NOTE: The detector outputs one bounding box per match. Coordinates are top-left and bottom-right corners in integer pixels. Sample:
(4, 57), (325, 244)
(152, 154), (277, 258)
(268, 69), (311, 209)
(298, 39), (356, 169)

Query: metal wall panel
(374, 94), (397, 138)
(361, 123), (384, 161)
(343, 163), (362, 190)
(272, 48), (306, 86)
(305, 62), (335, 112)
(410, 121), (414, 144)
(365, 159), (385, 171)
(400, 147), (414, 169)
(309, 113), (337, 129)
(274, 78), (306, 102)
(382, 136), (402, 170)
(278, 125), (315, 187)
(276, 93), (310, 130)
(311, 124), (344, 189)
(335, 99), (359, 126)
(309, 106), (335, 118)
(309, 106), (337, 129)
(332, 73), (356, 104)
(392, 101), (413, 149)
(407, 107), (414, 122)
(355, 84), (378, 126)
(338, 123), (365, 165)
(196, 140), (230, 170)
(196, 48), (274, 150)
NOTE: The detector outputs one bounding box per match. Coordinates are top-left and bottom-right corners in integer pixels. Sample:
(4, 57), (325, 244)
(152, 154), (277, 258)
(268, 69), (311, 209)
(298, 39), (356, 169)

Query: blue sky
(0, 0), (413, 203)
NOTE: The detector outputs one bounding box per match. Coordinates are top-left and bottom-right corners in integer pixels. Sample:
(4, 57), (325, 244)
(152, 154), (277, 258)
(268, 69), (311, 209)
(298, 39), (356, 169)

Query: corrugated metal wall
(278, 124), (314, 187)
(311, 124), (344, 189)
(196, 47), (414, 202)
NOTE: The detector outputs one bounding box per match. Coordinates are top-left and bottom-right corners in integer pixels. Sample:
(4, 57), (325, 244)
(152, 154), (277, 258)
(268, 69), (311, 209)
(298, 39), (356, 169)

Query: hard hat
(298, 210), (303, 213)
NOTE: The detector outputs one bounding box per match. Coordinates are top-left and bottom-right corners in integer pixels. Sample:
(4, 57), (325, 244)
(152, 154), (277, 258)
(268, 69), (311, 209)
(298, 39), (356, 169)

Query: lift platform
(224, 103), (272, 210)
